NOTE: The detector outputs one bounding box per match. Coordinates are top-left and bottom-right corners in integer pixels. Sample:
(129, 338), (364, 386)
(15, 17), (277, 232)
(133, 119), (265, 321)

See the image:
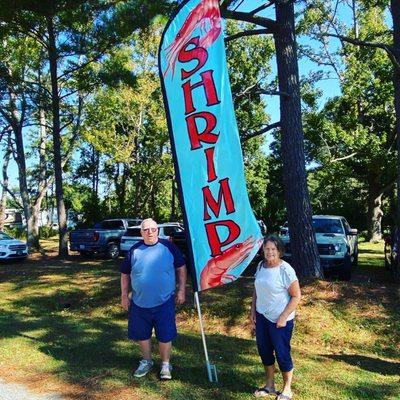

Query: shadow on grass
(0, 265), (259, 400)
(323, 377), (400, 399)
(199, 277), (253, 330)
(321, 354), (400, 376)
(300, 245), (400, 361)
(0, 312), (259, 399)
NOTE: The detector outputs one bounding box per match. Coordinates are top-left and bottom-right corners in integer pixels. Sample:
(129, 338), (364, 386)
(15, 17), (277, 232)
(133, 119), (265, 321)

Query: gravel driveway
(0, 379), (63, 400)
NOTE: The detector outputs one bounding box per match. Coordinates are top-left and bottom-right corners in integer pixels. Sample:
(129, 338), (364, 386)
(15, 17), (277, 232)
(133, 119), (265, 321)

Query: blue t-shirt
(120, 238), (185, 308)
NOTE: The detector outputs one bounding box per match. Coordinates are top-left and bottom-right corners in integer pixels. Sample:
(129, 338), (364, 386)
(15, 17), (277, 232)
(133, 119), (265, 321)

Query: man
(120, 218), (187, 380)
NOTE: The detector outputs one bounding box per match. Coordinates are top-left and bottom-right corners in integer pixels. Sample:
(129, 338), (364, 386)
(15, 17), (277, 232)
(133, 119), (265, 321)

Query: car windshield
(0, 232), (12, 240)
(313, 218), (344, 234)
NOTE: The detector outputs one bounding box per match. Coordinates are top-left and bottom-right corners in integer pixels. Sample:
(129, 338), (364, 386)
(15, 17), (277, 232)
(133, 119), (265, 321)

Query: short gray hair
(140, 218), (157, 229)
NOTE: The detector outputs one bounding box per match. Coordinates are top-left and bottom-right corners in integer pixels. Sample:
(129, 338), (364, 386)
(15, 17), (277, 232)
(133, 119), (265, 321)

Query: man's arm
(175, 265), (187, 305)
(121, 273), (131, 311)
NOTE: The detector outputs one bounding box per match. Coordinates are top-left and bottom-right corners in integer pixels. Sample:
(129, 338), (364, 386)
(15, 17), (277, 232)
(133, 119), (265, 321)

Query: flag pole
(194, 291), (218, 382)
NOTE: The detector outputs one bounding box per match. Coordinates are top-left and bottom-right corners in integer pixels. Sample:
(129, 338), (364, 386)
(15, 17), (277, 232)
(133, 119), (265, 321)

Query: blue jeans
(255, 312), (294, 372)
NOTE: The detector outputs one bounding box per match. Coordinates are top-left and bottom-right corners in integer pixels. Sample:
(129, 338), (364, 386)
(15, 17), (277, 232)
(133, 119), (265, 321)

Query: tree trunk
(8, 88), (40, 249)
(0, 132), (12, 231)
(47, 16), (68, 257)
(367, 188), (383, 242)
(170, 178), (176, 221)
(392, 1), (400, 226)
(274, 1), (323, 278)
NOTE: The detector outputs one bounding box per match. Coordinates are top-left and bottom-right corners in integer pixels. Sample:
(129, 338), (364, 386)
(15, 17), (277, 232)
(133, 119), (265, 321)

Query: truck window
(102, 220), (125, 229)
(342, 219), (351, 232)
(313, 218), (344, 234)
(125, 228), (142, 237)
(164, 226), (183, 236)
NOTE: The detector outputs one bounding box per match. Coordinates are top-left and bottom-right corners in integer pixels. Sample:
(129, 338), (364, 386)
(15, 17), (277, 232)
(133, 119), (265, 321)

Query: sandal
(254, 386), (278, 397)
(276, 394), (292, 400)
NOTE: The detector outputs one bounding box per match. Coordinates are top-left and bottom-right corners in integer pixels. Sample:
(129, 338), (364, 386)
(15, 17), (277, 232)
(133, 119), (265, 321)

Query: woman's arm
(276, 280), (301, 328)
(250, 288), (257, 329)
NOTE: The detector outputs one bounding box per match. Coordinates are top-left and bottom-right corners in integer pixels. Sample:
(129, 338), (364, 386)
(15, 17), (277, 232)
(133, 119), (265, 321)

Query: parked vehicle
(69, 218), (141, 259)
(120, 222), (184, 253)
(0, 231), (28, 260)
(280, 215), (358, 280)
(169, 228), (188, 259)
(384, 227), (400, 283)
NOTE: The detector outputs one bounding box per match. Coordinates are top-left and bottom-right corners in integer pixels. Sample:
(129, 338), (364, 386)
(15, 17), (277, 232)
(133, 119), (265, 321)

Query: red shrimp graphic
(200, 237), (260, 290)
(164, 0), (222, 77)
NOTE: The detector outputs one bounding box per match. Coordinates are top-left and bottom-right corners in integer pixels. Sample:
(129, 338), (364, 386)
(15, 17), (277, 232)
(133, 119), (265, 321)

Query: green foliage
(3, 226), (26, 240)
(301, 4), (396, 233)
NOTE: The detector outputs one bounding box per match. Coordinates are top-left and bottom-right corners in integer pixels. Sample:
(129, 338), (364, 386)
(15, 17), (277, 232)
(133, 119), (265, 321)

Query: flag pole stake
(194, 291), (218, 383)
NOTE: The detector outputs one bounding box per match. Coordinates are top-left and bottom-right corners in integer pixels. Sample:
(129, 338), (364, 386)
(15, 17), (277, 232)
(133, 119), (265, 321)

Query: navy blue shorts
(128, 296), (177, 343)
(255, 312), (294, 372)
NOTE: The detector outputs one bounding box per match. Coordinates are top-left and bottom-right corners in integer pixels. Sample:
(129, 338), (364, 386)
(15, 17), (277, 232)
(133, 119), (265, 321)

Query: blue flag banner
(159, 0), (263, 292)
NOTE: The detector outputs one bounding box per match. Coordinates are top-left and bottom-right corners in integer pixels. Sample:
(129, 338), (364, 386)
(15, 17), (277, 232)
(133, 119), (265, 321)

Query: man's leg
(129, 303), (154, 378)
(158, 341), (172, 363)
(139, 339), (152, 360)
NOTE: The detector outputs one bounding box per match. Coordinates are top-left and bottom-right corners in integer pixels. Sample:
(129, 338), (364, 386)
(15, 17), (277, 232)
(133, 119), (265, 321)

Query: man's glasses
(141, 227), (158, 233)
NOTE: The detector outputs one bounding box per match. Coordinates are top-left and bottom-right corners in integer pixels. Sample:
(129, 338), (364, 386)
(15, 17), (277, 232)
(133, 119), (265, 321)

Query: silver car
(120, 223), (184, 253)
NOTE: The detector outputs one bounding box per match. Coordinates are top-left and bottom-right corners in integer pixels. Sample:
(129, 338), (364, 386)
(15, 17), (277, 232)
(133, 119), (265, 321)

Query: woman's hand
(250, 309), (256, 330)
(276, 314), (287, 328)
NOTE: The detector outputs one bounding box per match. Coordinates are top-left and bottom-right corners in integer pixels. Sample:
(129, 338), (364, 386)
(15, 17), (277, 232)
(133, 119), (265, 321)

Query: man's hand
(176, 288), (185, 305)
(276, 314), (287, 328)
(121, 294), (130, 311)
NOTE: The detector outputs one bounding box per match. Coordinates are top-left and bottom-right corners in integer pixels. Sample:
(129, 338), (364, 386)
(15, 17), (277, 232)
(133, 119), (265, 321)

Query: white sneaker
(134, 359), (153, 378)
(160, 363), (172, 380)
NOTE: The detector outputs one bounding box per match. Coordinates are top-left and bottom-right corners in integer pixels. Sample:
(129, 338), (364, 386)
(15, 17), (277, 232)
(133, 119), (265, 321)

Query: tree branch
(0, 181), (22, 208)
(222, 9), (278, 32)
(250, 1), (275, 15)
(241, 121), (280, 142)
(323, 33), (400, 72)
(220, 0), (236, 13)
(330, 152), (357, 162)
(225, 28), (271, 42)
(256, 88), (290, 97)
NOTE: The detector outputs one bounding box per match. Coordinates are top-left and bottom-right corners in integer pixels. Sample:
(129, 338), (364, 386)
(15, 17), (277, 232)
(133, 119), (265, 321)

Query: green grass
(0, 240), (399, 400)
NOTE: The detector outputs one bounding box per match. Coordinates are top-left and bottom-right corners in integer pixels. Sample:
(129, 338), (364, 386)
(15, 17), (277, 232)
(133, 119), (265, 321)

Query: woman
(251, 235), (301, 399)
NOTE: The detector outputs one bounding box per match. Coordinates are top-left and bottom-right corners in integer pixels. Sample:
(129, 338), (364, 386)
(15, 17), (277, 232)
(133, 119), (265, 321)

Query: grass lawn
(0, 240), (399, 400)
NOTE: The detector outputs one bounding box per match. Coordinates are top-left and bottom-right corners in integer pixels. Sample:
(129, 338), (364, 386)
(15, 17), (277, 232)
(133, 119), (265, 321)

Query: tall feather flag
(159, 0), (263, 382)
(159, 0), (263, 294)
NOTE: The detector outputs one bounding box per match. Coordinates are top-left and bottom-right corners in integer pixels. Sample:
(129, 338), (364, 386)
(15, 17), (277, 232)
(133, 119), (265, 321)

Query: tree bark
(0, 132), (12, 231)
(47, 16), (68, 257)
(274, 1), (323, 278)
(392, 1), (400, 226)
(170, 178), (176, 221)
(7, 88), (40, 249)
(367, 193), (383, 242)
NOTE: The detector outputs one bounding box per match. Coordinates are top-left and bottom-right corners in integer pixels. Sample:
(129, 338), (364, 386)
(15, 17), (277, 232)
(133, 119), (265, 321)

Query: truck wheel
(106, 242), (119, 259)
(80, 251), (93, 258)
(340, 255), (352, 281)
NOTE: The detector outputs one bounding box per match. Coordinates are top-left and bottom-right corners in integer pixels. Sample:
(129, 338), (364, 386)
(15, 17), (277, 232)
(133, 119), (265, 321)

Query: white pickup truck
(280, 215), (358, 280)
